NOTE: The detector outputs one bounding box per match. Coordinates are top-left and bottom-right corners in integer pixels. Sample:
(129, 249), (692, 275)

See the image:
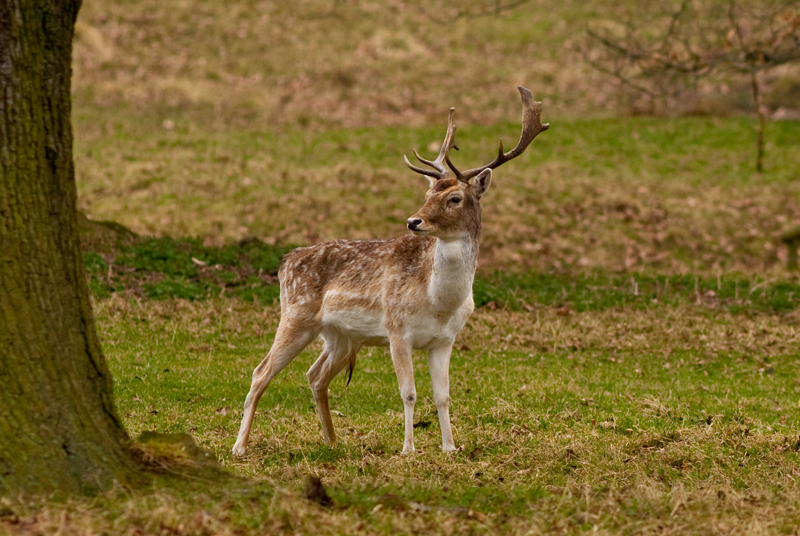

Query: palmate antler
(405, 86), (549, 183)
(403, 107), (458, 181)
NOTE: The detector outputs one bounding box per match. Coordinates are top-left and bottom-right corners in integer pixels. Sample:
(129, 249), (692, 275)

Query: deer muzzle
(407, 216), (433, 235)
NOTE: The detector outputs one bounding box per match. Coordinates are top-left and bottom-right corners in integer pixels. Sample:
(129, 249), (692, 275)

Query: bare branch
(421, 0), (530, 25)
(585, 0), (800, 93)
(581, 52), (657, 97)
(583, 0), (800, 171)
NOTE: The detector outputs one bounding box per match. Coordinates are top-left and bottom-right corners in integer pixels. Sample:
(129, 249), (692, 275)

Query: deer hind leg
(428, 343), (456, 452)
(307, 332), (359, 446)
(232, 319), (320, 456)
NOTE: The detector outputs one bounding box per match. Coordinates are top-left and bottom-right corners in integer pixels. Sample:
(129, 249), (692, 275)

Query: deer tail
(346, 351), (357, 387)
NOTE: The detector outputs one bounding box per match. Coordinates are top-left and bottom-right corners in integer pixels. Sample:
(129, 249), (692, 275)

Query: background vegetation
(5, 0), (800, 534)
(72, 0), (800, 274)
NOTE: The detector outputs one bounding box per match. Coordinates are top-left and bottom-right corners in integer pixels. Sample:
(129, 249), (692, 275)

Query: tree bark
(0, 0), (140, 494)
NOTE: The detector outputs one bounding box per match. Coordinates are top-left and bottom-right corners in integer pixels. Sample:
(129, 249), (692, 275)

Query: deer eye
(449, 196), (462, 204)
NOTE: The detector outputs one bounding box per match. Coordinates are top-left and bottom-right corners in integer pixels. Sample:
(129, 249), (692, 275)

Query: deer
(232, 87), (548, 456)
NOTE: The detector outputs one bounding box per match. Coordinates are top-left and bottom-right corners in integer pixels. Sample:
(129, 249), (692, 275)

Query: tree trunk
(750, 70), (765, 173)
(0, 0), (140, 494)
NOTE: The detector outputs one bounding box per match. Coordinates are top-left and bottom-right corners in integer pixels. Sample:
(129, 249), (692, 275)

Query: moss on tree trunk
(0, 0), (141, 494)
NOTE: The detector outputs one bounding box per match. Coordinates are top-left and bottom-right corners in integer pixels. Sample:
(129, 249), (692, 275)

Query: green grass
(83, 236), (800, 315)
(50, 231), (800, 533)
(20, 236), (793, 534)
(58, 295), (800, 534)
(473, 271), (800, 313)
(84, 236), (293, 301)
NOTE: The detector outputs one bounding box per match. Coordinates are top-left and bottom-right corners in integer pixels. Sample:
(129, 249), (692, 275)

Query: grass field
(10, 287), (800, 534)
(6, 0), (800, 534)
(74, 110), (800, 275)
(6, 232), (799, 534)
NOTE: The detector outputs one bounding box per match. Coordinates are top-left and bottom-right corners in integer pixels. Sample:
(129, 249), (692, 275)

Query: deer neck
(427, 231), (479, 312)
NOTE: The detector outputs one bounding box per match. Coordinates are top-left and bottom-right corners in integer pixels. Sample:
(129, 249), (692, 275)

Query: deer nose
(407, 218), (423, 230)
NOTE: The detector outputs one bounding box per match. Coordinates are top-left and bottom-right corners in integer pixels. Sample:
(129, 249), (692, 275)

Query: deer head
(404, 86), (549, 241)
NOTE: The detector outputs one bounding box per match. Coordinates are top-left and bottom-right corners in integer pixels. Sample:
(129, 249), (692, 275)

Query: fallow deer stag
(232, 87), (548, 456)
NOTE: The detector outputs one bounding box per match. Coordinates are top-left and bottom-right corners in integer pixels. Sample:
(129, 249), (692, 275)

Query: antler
(447, 86), (549, 182)
(404, 108), (458, 181)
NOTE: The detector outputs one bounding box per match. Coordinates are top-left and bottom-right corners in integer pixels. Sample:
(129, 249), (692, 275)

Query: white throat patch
(427, 236), (476, 312)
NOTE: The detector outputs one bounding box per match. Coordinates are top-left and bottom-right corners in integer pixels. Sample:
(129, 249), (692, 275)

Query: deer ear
(469, 169), (492, 199)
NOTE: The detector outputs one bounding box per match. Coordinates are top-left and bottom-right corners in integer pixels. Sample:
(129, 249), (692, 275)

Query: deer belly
(320, 311), (390, 345)
(320, 291), (389, 345)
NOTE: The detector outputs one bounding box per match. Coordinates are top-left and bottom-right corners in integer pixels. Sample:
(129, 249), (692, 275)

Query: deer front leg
(428, 343), (456, 452)
(389, 337), (416, 454)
